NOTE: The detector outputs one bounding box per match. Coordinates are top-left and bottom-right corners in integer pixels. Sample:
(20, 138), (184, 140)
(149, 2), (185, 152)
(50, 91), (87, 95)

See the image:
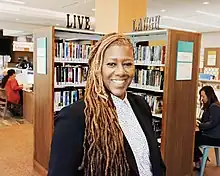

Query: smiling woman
(47, 33), (166, 176)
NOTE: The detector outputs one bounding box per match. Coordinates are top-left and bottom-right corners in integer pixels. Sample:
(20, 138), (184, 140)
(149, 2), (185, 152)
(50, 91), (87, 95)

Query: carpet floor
(0, 122), (39, 176)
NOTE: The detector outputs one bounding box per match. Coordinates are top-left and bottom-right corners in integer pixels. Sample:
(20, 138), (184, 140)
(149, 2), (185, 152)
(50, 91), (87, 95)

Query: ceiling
(0, 0), (220, 36)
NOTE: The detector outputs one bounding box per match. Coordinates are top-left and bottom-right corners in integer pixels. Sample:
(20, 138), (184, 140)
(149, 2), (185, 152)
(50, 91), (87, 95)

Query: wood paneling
(33, 160), (48, 176)
(161, 30), (201, 176)
(23, 91), (34, 123)
(33, 26), (54, 171)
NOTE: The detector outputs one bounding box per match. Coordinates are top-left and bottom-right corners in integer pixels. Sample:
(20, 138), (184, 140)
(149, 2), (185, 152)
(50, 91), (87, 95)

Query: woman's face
(200, 90), (208, 104)
(101, 45), (135, 99)
(10, 73), (16, 78)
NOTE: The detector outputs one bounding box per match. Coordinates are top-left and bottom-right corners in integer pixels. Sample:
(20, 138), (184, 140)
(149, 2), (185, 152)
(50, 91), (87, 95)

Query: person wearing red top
(1, 69), (23, 117)
(3, 69), (23, 104)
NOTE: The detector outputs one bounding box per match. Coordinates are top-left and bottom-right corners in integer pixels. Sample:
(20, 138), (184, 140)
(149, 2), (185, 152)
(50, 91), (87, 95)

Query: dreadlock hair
(80, 33), (134, 176)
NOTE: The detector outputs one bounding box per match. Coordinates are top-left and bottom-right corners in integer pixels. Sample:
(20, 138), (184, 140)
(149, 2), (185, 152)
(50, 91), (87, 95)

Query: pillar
(95, 0), (147, 33)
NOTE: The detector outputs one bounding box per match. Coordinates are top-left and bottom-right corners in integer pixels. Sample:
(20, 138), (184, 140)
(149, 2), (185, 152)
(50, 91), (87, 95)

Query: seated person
(194, 86), (220, 170)
(2, 69), (23, 116)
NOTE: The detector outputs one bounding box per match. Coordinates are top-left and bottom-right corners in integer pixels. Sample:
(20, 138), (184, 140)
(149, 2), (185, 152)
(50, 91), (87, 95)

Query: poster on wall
(207, 50), (216, 66)
(176, 41), (194, 80)
(36, 37), (47, 74)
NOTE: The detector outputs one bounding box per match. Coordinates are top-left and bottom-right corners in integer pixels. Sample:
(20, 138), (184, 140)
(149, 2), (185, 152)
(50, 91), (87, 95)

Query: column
(95, 0), (147, 33)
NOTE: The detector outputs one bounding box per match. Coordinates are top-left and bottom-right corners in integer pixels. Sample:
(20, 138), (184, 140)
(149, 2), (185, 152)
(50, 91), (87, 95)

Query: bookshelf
(33, 27), (201, 176)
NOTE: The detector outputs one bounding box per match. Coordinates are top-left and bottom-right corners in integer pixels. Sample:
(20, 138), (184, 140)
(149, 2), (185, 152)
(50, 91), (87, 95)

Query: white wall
(200, 31), (220, 69)
(202, 31), (220, 48)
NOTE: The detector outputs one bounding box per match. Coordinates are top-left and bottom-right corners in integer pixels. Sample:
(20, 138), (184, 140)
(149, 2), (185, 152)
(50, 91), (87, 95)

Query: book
(54, 89), (84, 111)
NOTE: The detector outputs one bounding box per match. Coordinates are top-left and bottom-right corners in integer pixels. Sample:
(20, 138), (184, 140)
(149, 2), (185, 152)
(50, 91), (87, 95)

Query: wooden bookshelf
(33, 27), (201, 176)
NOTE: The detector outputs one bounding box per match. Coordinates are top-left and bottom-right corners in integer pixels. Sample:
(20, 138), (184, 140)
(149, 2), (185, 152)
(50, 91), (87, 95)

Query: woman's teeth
(112, 80), (125, 84)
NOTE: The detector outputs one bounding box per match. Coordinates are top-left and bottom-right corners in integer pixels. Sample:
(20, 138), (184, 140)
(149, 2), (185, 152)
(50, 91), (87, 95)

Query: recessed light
(2, 0), (25, 4)
(15, 18), (19, 21)
(160, 9), (167, 12)
(203, 1), (209, 5)
(92, 8), (96, 11)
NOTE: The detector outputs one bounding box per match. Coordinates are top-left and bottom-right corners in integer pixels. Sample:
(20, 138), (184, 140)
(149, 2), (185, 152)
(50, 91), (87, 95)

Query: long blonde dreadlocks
(80, 33), (134, 176)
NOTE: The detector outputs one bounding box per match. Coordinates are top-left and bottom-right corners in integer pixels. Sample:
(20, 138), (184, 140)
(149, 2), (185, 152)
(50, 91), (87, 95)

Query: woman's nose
(115, 65), (125, 75)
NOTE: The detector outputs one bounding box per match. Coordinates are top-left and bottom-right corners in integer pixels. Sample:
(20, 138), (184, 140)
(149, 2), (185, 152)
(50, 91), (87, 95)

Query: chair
(199, 145), (220, 176)
(0, 88), (8, 119)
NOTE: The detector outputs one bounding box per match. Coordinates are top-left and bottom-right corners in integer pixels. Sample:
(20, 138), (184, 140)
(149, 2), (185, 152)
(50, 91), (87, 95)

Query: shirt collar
(111, 92), (130, 107)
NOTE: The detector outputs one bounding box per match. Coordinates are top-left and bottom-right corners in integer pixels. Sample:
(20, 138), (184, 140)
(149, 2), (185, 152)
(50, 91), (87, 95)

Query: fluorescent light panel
(160, 25), (197, 33)
(196, 10), (220, 18)
(2, 0), (25, 4)
(162, 16), (220, 28)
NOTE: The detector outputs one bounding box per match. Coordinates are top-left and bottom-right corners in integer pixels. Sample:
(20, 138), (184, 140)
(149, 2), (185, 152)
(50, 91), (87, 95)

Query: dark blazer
(199, 103), (220, 138)
(48, 92), (166, 176)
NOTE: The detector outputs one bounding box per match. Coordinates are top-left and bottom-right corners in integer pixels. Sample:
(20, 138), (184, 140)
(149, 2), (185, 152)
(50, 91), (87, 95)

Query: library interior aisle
(1, 0), (220, 176)
(0, 122), (219, 176)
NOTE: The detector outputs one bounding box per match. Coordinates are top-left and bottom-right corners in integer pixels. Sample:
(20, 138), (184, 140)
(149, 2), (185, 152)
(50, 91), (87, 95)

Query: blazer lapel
(127, 93), (160, 176)
(124, 136), (139, 176)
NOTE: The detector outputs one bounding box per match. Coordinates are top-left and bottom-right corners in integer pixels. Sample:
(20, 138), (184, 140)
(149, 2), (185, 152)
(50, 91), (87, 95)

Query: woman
(2, 69), (23, 116)
(194, 86), (220, 169)
(2, 69), (23, 104)
(48, 33), (166, 176)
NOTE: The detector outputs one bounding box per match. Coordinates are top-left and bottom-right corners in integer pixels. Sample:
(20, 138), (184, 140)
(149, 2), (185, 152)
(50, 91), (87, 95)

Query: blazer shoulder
(127, 92), (149, 106)
(127, 92), (142, 100)
(55, 99), (85, 126)
(127, 92), (152, 116)
(48, 100), (85, 175)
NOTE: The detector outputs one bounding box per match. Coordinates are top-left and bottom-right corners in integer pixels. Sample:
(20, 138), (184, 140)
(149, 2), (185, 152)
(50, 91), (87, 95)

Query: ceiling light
(160, 9), (166, 12)
(2, 0), (25, 4)
(15, 18), (19, 21)
(160, 25), (197, 33)
(196, 10), (220, 18)
(56, 24), (60, 26)
(162, 16), (220, 28)
(92, 8), (96, 11)
(203, 1), (209, 5)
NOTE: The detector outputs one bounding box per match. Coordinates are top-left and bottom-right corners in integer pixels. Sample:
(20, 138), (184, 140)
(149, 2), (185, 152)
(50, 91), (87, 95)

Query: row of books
(54, 66), (164, 89)
(55, 41), (92, 60)
(54, 89), (84, 111)
(131, 92), (163, 115)
(133, 68), (164, 89)
(55, 40), (166, 65)
(145, 95), (163, 114)
(134, 45), (166, 64)
(54, 65), (88, 85)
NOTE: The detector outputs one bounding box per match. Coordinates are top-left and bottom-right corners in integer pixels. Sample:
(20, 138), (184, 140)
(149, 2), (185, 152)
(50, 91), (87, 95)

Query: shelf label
(37, 37), (47, 74)
(176, 41), (194, 81)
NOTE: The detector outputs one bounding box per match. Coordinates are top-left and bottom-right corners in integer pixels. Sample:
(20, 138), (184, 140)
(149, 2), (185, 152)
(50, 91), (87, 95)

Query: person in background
(2, 69), (23, 116)
(194, 86), (220, 170)
(47, 33), (165, 176)
(1, 69), (9, 88)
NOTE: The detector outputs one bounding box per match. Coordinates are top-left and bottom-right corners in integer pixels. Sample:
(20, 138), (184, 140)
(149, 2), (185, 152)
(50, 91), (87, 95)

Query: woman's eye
(107, 63), (116, 67)
(124, 63), (133, 67)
